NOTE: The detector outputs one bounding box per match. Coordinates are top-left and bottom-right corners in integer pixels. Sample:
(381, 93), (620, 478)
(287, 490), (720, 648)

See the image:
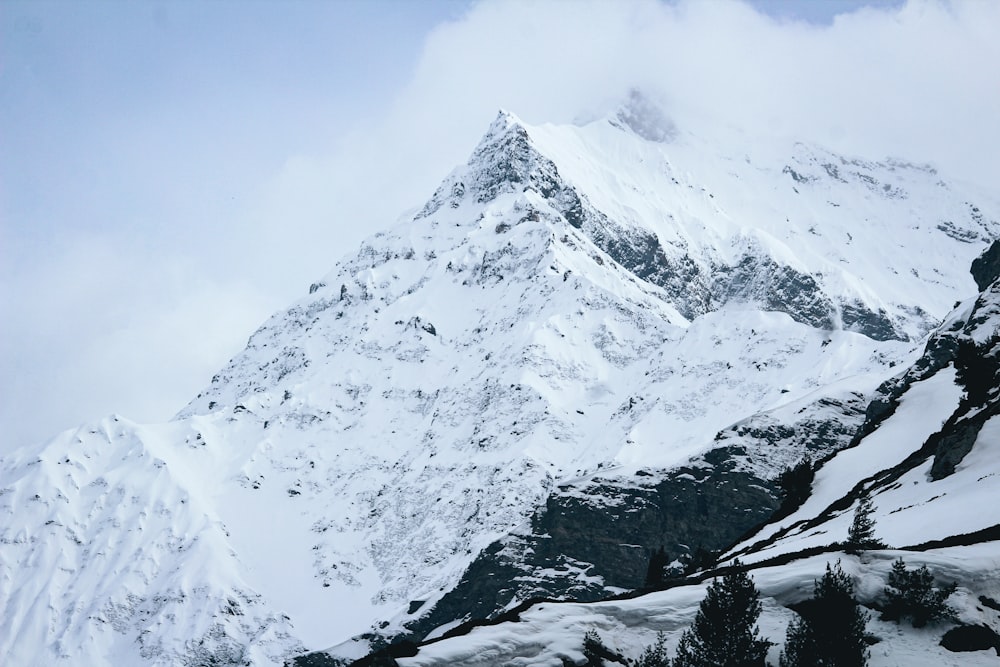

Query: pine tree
(778, 616), (813, 667)
(845, 493), (884, 554)
(882, 558), (957, 627)
(636, 632), (671, 667)
(673, 561), (771, 667)
(582, 629), (607, 667)
(882, 558), (913, 624)
(779, 562), (869, 667)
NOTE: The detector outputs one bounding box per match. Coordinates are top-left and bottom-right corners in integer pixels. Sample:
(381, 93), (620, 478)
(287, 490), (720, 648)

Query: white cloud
(0, 233), (271, 451)
(368, 0), (999, 195)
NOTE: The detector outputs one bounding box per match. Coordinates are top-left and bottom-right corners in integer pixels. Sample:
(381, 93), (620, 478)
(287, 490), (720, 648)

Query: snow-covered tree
(673, 561), (771, 667)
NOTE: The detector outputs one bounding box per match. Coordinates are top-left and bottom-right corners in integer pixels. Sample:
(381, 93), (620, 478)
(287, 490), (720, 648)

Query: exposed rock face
(396, 464), (778, 645)
(711, 393), (870, 476)
(714, 253), (836, 332)
(839, 300), (898, 341)
(971, 239), (1000, 291)
(928, 289), (1000, 479)
(586, 222), (711, 322)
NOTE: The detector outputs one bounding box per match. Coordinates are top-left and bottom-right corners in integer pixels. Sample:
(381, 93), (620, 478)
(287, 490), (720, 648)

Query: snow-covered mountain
(370, 239), (1000, 667)
(2, 93), (997, 666)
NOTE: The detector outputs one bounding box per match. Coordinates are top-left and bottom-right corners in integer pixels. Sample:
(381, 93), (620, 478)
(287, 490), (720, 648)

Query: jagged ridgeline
(1, 93), (997, 667)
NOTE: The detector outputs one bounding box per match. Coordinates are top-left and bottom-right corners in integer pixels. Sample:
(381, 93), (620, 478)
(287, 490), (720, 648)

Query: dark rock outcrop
(385, 463), (779, 647)
(940, 624), (1000, 654)
(839, 300), (898, 342)
(971, 240), (1000, 291)
(715, 255), (835, 331)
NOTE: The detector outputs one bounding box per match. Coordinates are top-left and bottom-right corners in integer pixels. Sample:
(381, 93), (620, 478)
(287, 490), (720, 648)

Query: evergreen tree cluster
(588, 555), (953, 667)
(623, 562), (770, 667)
(581, 630), (628, 667)
(779, 562), (870, 667)
(624, 562), (872, 667)
(882, 558), (957, 627)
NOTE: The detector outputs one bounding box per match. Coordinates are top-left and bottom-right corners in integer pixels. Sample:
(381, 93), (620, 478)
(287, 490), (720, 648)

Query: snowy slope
(0, 416), (302, 666)
(2, 95), (998, 666)
(725, 240), (1000, 564)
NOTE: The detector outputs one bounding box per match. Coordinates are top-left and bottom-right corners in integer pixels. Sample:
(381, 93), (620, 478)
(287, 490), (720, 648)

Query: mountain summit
(2, 100), (997, 666)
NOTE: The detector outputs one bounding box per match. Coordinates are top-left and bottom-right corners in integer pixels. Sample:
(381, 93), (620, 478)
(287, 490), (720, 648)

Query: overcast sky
(2, 0), (998, 456)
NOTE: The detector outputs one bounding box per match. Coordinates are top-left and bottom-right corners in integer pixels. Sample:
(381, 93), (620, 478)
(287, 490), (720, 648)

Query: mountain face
(386, 240), (1000, 667)
(2, 94), (998, 667)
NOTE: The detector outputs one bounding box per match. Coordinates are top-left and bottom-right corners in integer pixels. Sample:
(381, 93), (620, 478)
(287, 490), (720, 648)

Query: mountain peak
(415, 108), (573, 220)
(609, 88), (677, 143)
(489, 108), (526, 133)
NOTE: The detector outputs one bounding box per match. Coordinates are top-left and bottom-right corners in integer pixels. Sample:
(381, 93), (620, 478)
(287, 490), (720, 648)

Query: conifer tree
(779, 562), (869, 667)
(636, 631), (671, 667)
(882, 558), (957, 627)
(673, 561), (771, 667)
(582, 629), (607, 667)
(778, 616), (813, 667)
(845, 493), (884, 554)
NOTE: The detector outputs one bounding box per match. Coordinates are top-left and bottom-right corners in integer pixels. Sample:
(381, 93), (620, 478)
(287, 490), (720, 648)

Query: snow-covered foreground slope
(394, 547), (1000, 667)
(2, 96), (998, 666)
(382, 242), (1000, 667)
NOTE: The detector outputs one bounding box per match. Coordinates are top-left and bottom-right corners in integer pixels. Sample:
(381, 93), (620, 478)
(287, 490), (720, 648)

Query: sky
(1, 0), (998, 456)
